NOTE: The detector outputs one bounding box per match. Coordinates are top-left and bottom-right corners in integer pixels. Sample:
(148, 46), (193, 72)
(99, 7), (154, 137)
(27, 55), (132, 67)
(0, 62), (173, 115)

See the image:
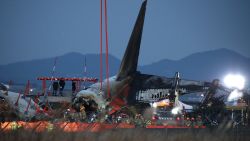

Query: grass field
(1, 127), (250, 141)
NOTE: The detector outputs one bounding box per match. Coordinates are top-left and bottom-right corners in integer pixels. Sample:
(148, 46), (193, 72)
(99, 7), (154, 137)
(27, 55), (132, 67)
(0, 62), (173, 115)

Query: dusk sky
(0, 0), (249, 65)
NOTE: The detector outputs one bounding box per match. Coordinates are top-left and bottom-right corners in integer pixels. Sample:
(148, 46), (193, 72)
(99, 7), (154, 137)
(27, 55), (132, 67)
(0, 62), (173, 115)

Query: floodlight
(223, 74), (245, 90)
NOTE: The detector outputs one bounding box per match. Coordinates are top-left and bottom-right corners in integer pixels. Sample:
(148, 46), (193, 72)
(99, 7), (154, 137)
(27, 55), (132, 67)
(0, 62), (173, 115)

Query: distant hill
(0, 48), (249, 85)
(0, 52), (120, 85)
(140, 48), (250, 81)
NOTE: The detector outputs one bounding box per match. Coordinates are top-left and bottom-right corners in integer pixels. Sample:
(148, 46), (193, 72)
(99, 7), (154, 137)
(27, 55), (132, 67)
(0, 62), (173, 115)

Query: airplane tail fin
(116, 0), (147, 81)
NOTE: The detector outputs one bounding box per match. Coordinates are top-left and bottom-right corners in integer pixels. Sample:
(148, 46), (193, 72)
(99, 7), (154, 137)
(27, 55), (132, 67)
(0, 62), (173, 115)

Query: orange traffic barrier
(0, 122), (11, 131)
(117, 123), (135, 128)
(1, 122), (204, 132)
(59, 122), (90, 132)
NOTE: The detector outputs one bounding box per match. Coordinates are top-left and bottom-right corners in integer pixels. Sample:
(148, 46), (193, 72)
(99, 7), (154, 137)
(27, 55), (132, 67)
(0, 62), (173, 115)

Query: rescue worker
(78, 105), (86, 121)
(70, 103), (86, 122)
(59, 78), (66, 96)
(46, 122), (54, 131)
(52, 81), (59, 96)
(134, 114), (144, 127)
(72, 81), (76, 95)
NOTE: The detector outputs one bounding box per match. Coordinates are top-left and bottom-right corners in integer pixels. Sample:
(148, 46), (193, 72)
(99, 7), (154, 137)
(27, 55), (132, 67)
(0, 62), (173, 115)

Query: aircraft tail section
(116, 0), (147, 80)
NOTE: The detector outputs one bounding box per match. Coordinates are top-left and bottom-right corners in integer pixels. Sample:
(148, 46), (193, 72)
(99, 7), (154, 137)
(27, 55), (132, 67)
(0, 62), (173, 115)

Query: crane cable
(100, 0), (110, 98)
(100, 0), (103, 90)
(104, 0), (110, 98)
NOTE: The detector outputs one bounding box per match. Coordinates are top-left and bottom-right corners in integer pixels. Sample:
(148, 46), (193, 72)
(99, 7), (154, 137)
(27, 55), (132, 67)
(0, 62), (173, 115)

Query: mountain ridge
(0, 48), (249, 84)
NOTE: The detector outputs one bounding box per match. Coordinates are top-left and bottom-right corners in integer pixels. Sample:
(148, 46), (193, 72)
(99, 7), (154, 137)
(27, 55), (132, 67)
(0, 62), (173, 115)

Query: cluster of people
(64, 96), (98, 122)
(52, 79), (77, 96)
(52, 79), (65, 96)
